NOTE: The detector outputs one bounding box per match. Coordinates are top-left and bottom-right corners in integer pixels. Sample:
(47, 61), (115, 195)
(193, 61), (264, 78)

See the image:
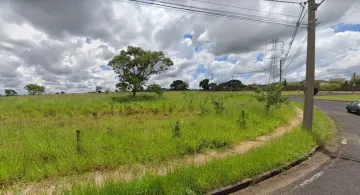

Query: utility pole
(353, 72), (356, 93)
(303, 0), (317, 131)
(280, 59), (283, 82)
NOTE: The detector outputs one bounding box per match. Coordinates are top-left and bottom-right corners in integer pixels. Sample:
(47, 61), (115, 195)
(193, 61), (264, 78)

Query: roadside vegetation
(0, 91), (296, 186)
(67, 106), (336, 195)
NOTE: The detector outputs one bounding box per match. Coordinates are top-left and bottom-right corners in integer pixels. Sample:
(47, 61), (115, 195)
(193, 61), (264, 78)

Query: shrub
(148, 84), (163, 96)
(253, 83), (289, 113)
(211, 96), (226, 114)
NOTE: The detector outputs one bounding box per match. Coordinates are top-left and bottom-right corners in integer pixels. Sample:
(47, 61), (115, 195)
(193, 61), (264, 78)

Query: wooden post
(76, 130), (81, 153)
(242, 110), (246, 128)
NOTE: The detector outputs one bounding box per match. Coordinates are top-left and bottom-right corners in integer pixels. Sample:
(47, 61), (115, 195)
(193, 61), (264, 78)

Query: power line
(283, 35), (308, 74)
(282, 6), (307, 66)
(116, 0), (307, 28)
(135, 0), (303, 25)
(263, 0), (303, 5)
(191, 0), (300, 18)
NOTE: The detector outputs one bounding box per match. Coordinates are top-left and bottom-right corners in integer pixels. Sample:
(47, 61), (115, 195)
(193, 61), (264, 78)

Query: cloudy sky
(0, 0), (359, 94)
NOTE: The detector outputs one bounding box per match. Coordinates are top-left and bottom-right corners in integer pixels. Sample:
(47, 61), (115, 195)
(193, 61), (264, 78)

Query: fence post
(76, 130), (81, 153)
(242, 110), (246, 128)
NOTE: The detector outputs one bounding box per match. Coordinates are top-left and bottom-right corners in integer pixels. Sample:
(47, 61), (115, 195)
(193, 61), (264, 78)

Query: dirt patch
(4, 109), (303, 195)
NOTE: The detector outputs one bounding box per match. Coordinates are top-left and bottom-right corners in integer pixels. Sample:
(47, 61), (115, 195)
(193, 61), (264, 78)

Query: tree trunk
(132, 88), (137, 96)
(266, 104), (270, 114)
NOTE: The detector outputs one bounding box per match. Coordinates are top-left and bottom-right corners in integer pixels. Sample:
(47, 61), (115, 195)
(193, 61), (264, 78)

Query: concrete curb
(210, 146), (320, 195)
(314, 99), (352, 102)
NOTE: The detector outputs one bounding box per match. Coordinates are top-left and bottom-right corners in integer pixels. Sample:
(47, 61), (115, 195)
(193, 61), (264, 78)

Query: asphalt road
(279, 97), (360, 195)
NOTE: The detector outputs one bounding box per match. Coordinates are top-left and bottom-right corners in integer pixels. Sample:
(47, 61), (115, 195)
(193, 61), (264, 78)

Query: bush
(254, 83), (289, 113)
(211, 96), (226, 114)
(148, 84), (163, 96)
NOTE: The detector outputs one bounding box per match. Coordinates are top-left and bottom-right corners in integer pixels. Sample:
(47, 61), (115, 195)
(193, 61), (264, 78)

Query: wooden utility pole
(303, 0), (317, 131)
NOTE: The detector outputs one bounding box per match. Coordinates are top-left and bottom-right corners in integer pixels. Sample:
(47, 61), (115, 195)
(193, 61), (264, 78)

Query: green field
(68, 108), (336, 195)
(0, 92), (298, 186)
(315, 95), (360, 101)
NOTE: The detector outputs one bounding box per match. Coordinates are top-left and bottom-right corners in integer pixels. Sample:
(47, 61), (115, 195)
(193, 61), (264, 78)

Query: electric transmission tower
(266, 38), (284, 83)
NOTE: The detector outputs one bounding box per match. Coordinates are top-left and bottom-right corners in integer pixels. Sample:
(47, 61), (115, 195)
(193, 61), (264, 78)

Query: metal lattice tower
(266, 38), (284, 83)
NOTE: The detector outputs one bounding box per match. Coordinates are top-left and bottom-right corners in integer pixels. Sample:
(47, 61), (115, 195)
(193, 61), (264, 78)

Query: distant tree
(105, 89), (111, 93)
(209, 83), (217, 91)
(148, 84), (163, 96)
(177, 82), (189, 90)
(219, 80), (245, 91)
(254, 83), (289, 113)
(109, 46), (173, 96)
(199, 79), (210, 90)
(96, 86), (102, 93)
(4, 89), (18, 96)
(283, 79), (287, 88)
(115, 89), (119, 93)
(170, 80), (185, 90)
(61, 91), (65, 94)
(24, 84), (45, 95)
(170, 80), (188, 90)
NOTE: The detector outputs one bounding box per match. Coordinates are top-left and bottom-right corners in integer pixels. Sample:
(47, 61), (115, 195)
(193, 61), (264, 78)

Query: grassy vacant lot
(0, 91), (297, 186)
(69, 108), (336, 195)
(315, 95), (360, 101)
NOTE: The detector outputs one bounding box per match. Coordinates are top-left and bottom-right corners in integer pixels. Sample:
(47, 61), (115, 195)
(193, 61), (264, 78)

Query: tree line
(3, 84), (46, 96)
(283, 78), (360, 92)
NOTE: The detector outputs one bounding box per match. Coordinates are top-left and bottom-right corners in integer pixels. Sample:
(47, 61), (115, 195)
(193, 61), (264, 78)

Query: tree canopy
(254, 83), (288, 113)
(219, 80), (246, 90)
(209, 83), (217, 91)
(199, 79), (210, 90)
(5, 89), (17, 96)
(109, 46), (173, 96)
(170, 80), (189, 90)
(147, 84), (163, 96)
(24, 84), (45, 95)
(96, 86), (102, 93)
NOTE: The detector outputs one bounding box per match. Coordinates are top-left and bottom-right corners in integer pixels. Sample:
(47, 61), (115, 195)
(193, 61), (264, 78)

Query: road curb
(210, 146), (320, 195)
(314, 99), (352, 102)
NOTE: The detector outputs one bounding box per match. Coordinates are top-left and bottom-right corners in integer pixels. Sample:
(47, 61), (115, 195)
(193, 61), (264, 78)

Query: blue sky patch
(215, 56), (229, 61)
(240, 73), (253, 79)
(100, 65), (112, 71)
(85, 37), (92, 44)
(256, 53), (264, 62)
(215, 56), (237, 64)
(333, 23), (360, 33)
(195, 45), (202, 53)
(193, 64), (207, 79)
(183, 33), (193, 39)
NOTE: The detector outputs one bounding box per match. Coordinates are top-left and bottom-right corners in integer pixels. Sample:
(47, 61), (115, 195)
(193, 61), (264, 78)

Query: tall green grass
(67, 106), (336, 195)
(0, 92), (296, 185)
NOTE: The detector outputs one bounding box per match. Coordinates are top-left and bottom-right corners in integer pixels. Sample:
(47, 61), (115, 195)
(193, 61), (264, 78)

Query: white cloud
(0, 0), (359, 94)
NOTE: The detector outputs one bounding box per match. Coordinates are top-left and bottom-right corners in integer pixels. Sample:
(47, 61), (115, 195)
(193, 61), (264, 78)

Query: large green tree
(4, 89), (17, 96)
(109, 46), (173, 96)
(170, 80), (189, 90)
(24, 84), (45, 95)
(95, 86), (102, 93)
(209, 83), (217, 91)
(199, 79), (210, 90)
